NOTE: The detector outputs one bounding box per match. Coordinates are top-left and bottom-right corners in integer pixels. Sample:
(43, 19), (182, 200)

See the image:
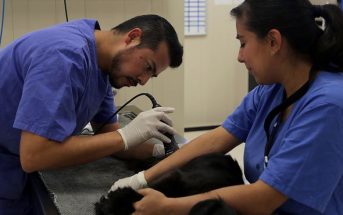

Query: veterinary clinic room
(1, 0), (343, 215)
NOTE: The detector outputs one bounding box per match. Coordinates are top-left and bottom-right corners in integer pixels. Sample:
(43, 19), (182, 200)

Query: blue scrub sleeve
(260, 103), (343, 213)
(222, 86), (263, 142)
(92, 84), (117, 124)
(13, 48), (86, 142)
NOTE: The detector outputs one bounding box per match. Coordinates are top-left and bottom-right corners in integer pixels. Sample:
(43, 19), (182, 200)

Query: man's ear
(124, 28), (143, 47)
(267, 29), (282, 56)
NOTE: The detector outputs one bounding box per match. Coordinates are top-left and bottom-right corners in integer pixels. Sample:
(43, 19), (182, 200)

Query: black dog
(95, 153), (244, 215)
(190, 199), (239, 215)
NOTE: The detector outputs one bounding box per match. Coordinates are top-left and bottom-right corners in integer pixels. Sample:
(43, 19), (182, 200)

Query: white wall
(0, 0), (185, 134)
(184, 1), (247, 128)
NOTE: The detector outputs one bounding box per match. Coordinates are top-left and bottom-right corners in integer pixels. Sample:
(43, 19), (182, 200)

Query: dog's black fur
(190, 199), (238, 215)
(95, 153), (244, 215)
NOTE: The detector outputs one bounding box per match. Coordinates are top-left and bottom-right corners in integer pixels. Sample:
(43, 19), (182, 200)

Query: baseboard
(184, 125), (219, 132)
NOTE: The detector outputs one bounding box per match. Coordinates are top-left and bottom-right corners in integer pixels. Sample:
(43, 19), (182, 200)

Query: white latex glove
(117, 107), (176, 150)
(151, 138), (185, 158)
(142, 137), (166, 158)
(109, 171), (147, 192)
(152, 143), (165, 158)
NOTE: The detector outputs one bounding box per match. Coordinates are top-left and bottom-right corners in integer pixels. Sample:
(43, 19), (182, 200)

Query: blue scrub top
(0, 19), (116, 213)
(223, 71), (343, 215)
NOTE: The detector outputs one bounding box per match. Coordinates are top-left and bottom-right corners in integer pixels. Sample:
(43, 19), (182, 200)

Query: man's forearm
(114, 142), (154, 159)
(20, 130), (124, 172)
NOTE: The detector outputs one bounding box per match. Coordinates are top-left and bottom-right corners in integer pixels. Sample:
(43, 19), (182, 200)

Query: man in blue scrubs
(0, 15), (183, 214)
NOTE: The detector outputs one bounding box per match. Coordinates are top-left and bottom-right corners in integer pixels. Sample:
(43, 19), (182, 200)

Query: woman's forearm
(145, 126), (240, 182)
(166, 192), (218, 215)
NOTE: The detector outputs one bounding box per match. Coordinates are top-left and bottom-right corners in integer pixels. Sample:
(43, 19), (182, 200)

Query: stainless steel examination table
(32, 106), (186, 215)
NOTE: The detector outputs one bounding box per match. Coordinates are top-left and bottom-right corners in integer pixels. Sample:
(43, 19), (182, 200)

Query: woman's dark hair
(230, 0), (343, 71)
(112, 14), (183, 68)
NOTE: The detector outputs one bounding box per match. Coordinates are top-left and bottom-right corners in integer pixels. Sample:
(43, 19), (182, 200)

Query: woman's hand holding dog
(110, 171), (148, 192)
(132, 188), (177, 215)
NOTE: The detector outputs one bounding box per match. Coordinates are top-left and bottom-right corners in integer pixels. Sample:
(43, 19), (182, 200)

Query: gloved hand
(117, 107), (176, 151)
(152, 143), (165, 158)
(153, 143), (186, 158)
(109, 171), (147, 192)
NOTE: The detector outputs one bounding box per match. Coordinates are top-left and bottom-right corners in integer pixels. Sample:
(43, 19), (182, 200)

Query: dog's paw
(95, 187), (143, 215)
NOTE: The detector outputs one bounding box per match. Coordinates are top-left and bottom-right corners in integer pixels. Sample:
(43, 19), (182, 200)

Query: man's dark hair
(112, 14), (183, 68)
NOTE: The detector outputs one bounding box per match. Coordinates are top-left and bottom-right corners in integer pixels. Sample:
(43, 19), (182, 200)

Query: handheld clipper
(152, 103), (179, 156)
(163, 133), (179, 156)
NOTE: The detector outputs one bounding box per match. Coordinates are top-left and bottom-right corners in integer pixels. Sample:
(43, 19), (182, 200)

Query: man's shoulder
(45, 19), (98, 39)
(63, 18), (100, 32)
(21, 19), (99, 54)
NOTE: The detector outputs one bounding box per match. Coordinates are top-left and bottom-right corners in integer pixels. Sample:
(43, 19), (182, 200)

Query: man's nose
(138, 73), (150, 86)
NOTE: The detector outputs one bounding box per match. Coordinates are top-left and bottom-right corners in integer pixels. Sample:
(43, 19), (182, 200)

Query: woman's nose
(237, 50), (244, 63)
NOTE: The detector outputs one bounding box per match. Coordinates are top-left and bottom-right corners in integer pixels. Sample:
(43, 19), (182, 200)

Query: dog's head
(95, 187), (143, 215)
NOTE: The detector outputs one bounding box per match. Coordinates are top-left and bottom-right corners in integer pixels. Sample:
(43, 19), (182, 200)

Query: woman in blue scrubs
(0, 15), (183, 214)
(111, 1), (343, 215)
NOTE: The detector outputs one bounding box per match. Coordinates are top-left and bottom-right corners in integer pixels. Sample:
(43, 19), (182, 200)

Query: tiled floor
(184, 130), (245, 171)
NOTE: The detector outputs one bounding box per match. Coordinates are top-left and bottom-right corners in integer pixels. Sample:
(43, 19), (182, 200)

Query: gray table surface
(39, 106), (186, 215)
(40, 156), (137, 215)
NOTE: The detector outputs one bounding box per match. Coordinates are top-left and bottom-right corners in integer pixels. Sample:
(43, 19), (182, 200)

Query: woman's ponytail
(313, 4), (343, 71)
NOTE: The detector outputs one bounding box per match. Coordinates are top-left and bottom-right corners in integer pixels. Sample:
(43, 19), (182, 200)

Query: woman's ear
(267, 29), (282, 56)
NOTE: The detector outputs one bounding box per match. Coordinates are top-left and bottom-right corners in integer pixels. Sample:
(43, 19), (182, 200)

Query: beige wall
(2, 0), (335, 132)
(310, 0), (338, 4)
(183, 0), (338, 129)
(184, 1), (247, 128)
(0, 0), (185, 134)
